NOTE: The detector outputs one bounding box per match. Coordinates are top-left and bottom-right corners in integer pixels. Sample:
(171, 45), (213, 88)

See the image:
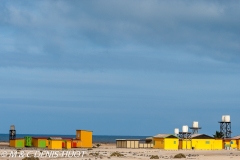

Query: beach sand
(0, 142), (240, 160)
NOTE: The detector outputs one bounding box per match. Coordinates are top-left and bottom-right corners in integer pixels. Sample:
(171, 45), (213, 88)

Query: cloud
(0, 0), (240, 70)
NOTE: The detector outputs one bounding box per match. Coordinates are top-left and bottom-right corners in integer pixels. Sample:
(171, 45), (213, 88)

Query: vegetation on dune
(150, 155), (159, 159)
(89, 152), (100, 157)
(174, 153), (186, 158)
(110, 152), (124, 157)
(22, 156), (40, 160)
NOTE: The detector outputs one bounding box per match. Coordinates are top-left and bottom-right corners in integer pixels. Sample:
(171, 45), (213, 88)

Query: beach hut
(71, 139), (79, 148)
(153, 134), (179, 150)
(9, 138), (25, 148)
(213, 139), (223, 150)
(48, 137), (62, 150)
(32, 137), (47, 148)
(139, 137), (153, 148)
(179, 139), (191, 150)
(191, 134), (222, 150)
(76, 130), (92, 148)
(24, 136), (32, 147)
(223, 136), (240, 150)
(232, 135), (240, 150)
(62, 139), (72, 149)
(116, 139), (140, 148)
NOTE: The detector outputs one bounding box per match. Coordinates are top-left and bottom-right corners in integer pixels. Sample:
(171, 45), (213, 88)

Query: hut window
(205, 141), (210, 144)
(153, 140), (155, 145)
(174, 141), (176, 144)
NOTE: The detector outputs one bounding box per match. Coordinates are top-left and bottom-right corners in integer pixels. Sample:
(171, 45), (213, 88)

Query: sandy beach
(0, 142), (240, 160)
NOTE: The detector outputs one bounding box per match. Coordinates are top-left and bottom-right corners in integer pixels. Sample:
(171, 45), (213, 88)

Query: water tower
(174, 128), (179, 136)
(9, 125), (16, 140)
(189, 121), (202, 134)
(219, 115), (231, 138)
(178, 125), (191, 139)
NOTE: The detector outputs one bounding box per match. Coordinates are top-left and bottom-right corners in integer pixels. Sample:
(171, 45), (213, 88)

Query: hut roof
(48, 137), (62, 140)
(32, 137), (48, 139)
(231, 135), (240, 139)
(153, 134), (178, 138)
(191, 134), (214, 139)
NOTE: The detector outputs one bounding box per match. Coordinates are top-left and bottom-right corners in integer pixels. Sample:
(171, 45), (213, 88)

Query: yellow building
(153, 134), (179, 150)
(232, 135), (240, 150)
(179, 139), (191, 150)
(32, 137), (47, 148)
(76, 130), (92, 148)
(9, 139), (25, 148)
(225, 135), (240, 149)
(233, 136), (240, 150)
(178, 134), (222, 150)
(213, 139), (223, 150)
(191, 134), (222, 150)
(48, 137), (62, 150)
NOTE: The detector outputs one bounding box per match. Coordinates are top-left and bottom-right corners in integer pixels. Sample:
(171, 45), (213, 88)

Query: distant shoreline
(0, 134), (148, 143)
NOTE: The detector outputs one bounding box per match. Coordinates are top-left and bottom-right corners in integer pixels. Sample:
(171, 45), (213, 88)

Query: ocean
(0, 134), (149, 143)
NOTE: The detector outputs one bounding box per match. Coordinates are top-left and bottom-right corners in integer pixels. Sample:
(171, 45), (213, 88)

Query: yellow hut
(191, 134), (222, 150)
(48, 137), (62, 150)
(178, 134), (222, 150)
(213, 139), (223, 150)
(232, 135), (240, 150)
(179, 139), (191, 150)
(76, 130), (92, 148)
(225, 135), (240, 149)
(9, 138), (25, 148)
(153, 134), (179, 150)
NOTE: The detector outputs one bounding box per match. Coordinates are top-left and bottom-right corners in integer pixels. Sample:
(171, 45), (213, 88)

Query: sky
(0, 0), (240, 136)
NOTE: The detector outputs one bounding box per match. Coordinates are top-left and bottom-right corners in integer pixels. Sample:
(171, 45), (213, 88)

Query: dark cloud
(1, 0), (240, 69)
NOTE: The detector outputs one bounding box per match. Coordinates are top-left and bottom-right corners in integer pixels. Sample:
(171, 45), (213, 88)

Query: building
(232, 135), (240, 150)
(62, 139), (72, 149)
(32, 137), (47, 148)
(48, 137), (62, 150)
(24, 136), (32, 147)
(190, 134), (222, 150)
(71, 139), (79, 148)
(76, 130), (92, 148)
(179, 134), (222, 150)
(139, 137), (153, 148)
(153, 134), (179, 150)
(116, 139), (140, 148)
(179, 139), (191, 150)
(9, 138), (25, 148)
(224, 135), (240, 149)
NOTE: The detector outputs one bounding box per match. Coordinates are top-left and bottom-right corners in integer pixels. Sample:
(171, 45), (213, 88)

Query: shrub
(174, 153), (186, 158)
(89, 152), (99, 156)
(150, 155), (159, 159)
(110, 152), (124, 157)
(96, 144), (101, 147)
(22, 156), (40, 160)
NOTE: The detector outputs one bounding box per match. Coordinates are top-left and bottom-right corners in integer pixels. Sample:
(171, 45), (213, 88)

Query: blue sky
(0, 0), (240, 136)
